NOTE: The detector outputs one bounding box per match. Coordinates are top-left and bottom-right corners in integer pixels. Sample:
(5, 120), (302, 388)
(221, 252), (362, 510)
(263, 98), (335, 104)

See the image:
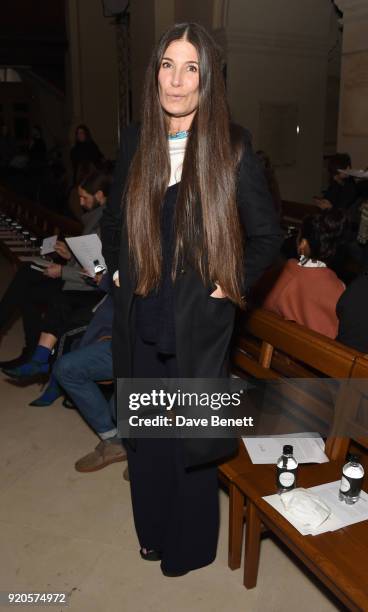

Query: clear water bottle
(339, 454), (364, 505)
(276, 444), (298, 494)
(93, 259), (106, 274)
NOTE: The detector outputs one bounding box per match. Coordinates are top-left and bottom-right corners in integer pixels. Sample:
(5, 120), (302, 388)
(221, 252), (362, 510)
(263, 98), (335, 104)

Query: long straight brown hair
(125, 22), (245, 306)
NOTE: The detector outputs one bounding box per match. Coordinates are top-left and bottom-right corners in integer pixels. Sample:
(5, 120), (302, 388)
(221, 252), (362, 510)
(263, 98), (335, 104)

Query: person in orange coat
(263, 209), (346, 338)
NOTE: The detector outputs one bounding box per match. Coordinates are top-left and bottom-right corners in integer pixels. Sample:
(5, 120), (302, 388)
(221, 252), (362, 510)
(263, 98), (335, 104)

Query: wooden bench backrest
(232, 309), (367, 458)
(0, 183), (82, 238)
(281, 199), (320, 227)
(233, 308), (357, 379)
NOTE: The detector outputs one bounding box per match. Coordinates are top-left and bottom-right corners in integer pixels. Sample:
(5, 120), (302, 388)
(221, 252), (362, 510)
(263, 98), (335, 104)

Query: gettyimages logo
(117, 377), (367, 439)
(128, 388), (243, 411)
(116, 377), (259, 438)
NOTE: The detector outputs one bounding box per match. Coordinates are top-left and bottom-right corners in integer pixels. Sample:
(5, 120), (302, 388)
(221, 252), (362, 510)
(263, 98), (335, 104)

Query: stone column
(116, 11), (131, 140)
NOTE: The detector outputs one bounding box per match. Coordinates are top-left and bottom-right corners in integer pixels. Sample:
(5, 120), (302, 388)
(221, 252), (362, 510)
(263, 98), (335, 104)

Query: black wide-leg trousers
(0, 263), (63, 350)
(127, 333), (219, 574)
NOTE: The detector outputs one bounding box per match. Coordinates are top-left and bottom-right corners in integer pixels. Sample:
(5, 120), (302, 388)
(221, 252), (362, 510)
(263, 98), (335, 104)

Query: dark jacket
(101, 123), (283, 466)
(78, 274), (114, 348)
(324, 177), (358, 210)
(336, 272), (368, 353)
(70, 140), (103, 184)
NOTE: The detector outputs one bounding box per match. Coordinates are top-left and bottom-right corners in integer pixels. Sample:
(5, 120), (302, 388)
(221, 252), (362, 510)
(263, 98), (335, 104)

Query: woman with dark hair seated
(70, 124), (104, 185)
(263, 209), (346, 338)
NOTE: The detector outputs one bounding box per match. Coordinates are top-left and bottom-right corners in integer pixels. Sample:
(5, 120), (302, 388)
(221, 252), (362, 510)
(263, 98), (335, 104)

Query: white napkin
(280, 488), (331, 529)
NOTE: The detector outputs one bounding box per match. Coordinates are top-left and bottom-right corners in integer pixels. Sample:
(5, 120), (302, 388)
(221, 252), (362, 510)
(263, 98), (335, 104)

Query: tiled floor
(0, 255), (339, 611)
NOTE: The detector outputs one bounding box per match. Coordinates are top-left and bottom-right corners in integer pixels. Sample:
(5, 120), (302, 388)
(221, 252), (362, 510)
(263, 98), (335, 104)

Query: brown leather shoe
(75, 440), (127, 473)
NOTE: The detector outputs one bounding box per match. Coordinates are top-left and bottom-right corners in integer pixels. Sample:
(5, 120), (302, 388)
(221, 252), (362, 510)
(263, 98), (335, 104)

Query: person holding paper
(42, 170), (111, 287)
(1, 171), (111, 377)
(101, 23), (282, 577)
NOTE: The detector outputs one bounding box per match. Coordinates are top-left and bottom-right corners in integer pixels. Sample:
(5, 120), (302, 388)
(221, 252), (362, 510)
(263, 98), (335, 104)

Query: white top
(168, 135), (187, 187)
(298, 256), (326, 268)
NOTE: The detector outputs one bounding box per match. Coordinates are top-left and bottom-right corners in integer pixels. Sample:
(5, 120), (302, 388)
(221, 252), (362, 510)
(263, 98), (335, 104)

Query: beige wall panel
(66, 0), (119, 159)
(337, 1), (368, 168)
(226, 46), (328, 202)
(174, 0), (214, 30)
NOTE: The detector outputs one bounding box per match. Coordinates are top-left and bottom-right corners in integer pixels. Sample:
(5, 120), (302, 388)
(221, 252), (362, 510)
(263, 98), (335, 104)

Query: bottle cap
(347, 453), (360, 463)
(283, 445), (293, 455)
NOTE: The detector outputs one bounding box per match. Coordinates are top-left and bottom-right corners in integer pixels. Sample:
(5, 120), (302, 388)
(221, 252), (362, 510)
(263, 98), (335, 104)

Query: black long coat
(101, 123), (282, 466)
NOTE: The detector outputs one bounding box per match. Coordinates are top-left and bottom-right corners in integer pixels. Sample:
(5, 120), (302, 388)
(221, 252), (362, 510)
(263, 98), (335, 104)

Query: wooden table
(238, 462), (368, 611)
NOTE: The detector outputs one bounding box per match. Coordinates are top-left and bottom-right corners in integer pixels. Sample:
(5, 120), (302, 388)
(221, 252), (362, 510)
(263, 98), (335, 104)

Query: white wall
(224, 0), (334, 202)
(157, 0), (339, 202)
(64, 0), (341, 204)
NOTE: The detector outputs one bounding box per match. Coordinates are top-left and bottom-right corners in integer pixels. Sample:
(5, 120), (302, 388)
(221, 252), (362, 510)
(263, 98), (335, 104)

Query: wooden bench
(240, 366), (368, 610)
(222, 309), (363, 569)
(281, 199), (319, 228)
(221, 309), (368, 609)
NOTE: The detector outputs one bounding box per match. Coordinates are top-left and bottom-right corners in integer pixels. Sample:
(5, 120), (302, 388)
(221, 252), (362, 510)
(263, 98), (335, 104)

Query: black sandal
(140, 548), (162, 561)
(161, 565), (189, 577)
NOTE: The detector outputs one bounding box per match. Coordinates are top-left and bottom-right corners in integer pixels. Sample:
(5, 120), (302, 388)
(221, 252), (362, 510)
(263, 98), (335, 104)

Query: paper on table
(263, 481), (368, 535)
(242, 435), (328, 464)
(65, 234), (106, 277)
(41, 235), (57, 255)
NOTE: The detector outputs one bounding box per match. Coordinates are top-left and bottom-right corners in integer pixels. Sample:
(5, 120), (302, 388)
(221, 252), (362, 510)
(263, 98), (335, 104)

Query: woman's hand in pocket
(210, 283), (227, 299)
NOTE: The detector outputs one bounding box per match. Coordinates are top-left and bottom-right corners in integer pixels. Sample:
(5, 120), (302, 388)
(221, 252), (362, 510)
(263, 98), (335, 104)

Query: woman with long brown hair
(101, 22), (281, 576)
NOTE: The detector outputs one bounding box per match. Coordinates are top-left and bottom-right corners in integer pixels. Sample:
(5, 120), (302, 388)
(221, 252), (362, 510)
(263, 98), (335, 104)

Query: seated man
(0, 169), (112, 370)
(54, 338), (127, 473)
(263, 209), (346, 338)
(53, 278), (128, 476)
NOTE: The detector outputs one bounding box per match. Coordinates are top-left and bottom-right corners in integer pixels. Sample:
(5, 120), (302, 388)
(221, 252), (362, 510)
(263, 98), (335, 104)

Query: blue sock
(33, 345), (52, 363)
(7, 345), (51, 377)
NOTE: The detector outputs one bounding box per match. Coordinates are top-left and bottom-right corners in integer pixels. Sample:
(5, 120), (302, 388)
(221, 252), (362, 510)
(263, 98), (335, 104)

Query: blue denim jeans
(54, 340), (116, 438)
